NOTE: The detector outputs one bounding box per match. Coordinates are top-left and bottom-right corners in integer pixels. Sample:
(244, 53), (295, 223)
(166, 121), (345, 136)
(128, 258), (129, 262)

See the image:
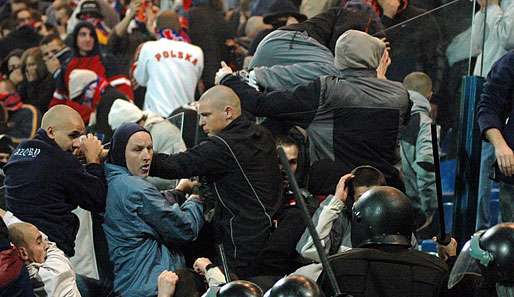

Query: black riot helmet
(266, 275), (321, 297)
(351, 186), (415, 248)
(471, 223), (514, 284)
(217, 280), (263, 297)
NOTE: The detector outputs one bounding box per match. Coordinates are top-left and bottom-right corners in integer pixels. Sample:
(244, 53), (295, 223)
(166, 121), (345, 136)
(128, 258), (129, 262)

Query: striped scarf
(159, 29), (185, 42)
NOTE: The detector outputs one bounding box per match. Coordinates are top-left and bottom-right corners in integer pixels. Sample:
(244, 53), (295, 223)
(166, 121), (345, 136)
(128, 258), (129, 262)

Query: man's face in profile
(198, 100), (228, 136)
(48, 118), (85, 153)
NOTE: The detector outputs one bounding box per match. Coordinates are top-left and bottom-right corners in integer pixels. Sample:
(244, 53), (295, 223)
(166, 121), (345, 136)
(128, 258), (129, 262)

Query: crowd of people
(0, 0), (514, 296)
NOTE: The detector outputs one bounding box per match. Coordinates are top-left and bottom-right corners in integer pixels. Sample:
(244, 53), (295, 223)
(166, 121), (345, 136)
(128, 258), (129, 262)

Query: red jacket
(51, 22), (133, 124)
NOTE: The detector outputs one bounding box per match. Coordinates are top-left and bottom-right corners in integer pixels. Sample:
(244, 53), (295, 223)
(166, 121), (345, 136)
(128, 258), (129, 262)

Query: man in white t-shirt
(134, 10), (204, 117)
(3, 210), (82, 297)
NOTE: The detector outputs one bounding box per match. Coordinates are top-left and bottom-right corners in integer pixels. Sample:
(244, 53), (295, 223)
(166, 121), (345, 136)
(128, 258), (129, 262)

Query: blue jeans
(476, 141), (495, 230)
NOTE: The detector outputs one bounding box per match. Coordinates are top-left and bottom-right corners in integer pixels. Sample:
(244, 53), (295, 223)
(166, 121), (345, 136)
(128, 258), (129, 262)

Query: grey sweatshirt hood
(408, 90), (431, 115)
(334, 29), (386, 70)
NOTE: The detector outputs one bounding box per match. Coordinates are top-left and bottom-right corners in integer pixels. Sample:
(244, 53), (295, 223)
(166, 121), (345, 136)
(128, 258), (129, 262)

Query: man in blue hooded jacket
(103, 123), (204, 296)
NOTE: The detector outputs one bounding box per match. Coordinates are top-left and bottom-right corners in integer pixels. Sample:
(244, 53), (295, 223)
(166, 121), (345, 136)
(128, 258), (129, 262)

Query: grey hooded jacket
(400, 90), (437, 216)
(224, 30), (410, 186)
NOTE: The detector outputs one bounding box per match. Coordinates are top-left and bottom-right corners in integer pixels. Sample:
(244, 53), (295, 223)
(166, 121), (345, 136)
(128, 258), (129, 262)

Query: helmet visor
(497, 284), (514, 297)
(448, 240), (482, 289)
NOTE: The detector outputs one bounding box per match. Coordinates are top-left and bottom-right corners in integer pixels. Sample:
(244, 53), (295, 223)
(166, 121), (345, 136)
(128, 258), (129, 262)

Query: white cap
(68, 69), (98, 99)
(108, 99), (145, 130)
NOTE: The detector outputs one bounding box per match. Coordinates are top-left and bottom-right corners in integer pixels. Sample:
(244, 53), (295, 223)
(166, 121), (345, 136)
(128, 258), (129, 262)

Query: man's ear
(45, 127), (55, 140)
(224, 106), (233, 120)
(15, 246), (29, 262)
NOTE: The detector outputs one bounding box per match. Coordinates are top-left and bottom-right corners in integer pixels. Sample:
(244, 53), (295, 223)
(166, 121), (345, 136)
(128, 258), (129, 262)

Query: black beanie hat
(0, 135), (13, 154)
(108, 122), (150, 168)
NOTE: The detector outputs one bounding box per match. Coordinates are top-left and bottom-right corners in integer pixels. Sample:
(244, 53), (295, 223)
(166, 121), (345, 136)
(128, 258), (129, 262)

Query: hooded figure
(108, 99), (186, 189)
(50, 21), (133, 119)
(222, 29), (410, 189)
(103, 123), (204, 297)
(65, 67), (128, 131)
(0, 80), (40, 143)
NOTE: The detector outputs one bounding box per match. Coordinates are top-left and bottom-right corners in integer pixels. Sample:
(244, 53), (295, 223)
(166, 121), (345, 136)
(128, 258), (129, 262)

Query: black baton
(278, 147), (345, 297)
(431, 123), (451, 245)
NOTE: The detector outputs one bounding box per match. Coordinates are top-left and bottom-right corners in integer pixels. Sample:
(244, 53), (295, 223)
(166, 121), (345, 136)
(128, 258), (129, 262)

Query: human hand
(380, 37), (391, 51)
(145, 4), (158, 31)
(379, 0), (401, 18)
(225, 9), (235, 22)
(45, 56), (61, 74)
(72, 147), (87, 165)
(377, 47), (391, 80)
(193, 257), (213, 275)
(129, 0), (144, 18)
(286, 16), (299, 26)
(433, 237), (457, 261)
(157, 271), (179, 297)
(495, 143), (514, 176)
(80, 134), (103, 164)
(334, 174), (355, 203)
(214, 61), (234, 85)
(176, 178), (200, 194)
(9, 68), (23, 86)
(100, 148), (109, 160)
(478, 0), (500, 11)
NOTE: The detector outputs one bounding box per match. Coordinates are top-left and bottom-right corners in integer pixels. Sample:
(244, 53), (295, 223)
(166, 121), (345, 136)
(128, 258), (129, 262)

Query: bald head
(403, 72), (433, 99)
(9, 222), (47, 264)
(41, 105), (83, 130)
(200, 85), (242, 115)
(8, 222), (36, 248)
(41, 105), (85, 152)
(198, 86), (242, 135)
(156, 10), (180, 32)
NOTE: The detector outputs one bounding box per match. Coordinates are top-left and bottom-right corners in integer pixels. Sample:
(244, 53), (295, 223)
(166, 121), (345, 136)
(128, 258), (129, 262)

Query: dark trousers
(253, 206), (307, 276)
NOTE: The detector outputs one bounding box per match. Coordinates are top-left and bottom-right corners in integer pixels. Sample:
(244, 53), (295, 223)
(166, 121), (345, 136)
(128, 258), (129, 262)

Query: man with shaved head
(133, 9), (204, 117)
(150, 85), (281, 278)
(8, 221), (82, 297)
(4, 105), (106, 257)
